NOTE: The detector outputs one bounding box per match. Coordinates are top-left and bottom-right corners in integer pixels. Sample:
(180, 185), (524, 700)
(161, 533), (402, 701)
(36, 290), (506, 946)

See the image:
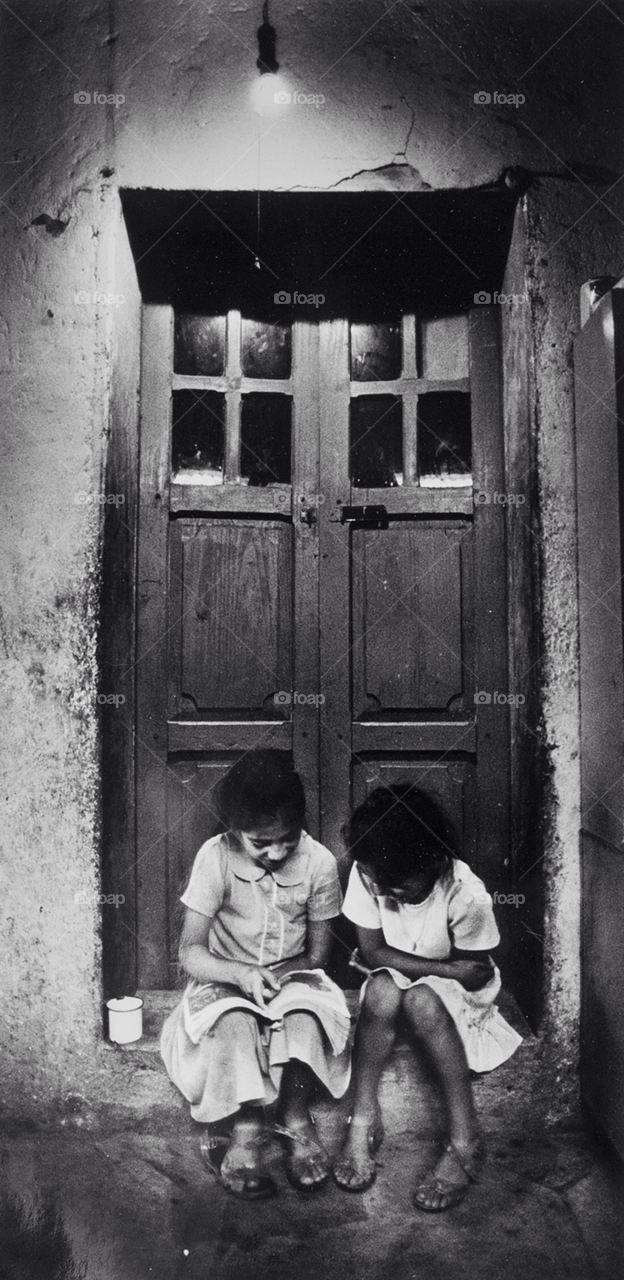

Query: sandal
(275, 1116), (330, 1194)
(199, 1128), (230, 1177)
(333, 1109), (385, 1193)
(412, 1137), (485, 1212)
(200, 1122), (277, 1201)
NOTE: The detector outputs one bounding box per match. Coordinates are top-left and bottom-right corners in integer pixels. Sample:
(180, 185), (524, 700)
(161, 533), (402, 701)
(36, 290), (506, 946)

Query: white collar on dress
(224, 831), (309, 886)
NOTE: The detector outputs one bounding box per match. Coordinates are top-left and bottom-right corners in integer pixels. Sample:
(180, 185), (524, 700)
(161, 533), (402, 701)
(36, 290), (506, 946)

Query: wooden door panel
(352, 524), (472, 715)
(165, 759), (228, 980)
(168, 519), (293, 715)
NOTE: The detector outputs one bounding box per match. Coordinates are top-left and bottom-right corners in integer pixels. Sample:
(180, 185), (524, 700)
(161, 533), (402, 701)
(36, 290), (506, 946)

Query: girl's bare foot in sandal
(412, 1132), (485, 1212)
(203, 1112), (277, 1200)
(276, 1114), (330, 1193)
(333, 1109), (384, 1192)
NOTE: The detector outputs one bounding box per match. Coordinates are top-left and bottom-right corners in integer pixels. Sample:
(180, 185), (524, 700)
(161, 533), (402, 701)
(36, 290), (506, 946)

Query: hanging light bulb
(250, 1), (290, 117)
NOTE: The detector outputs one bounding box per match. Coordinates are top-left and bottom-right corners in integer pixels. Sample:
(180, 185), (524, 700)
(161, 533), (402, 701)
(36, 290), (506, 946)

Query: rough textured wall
(1, 0), (623, 1117)
(110, 0), (623, 191)
(0, 2), (111, 1110)
(525, 181), (624, 1117)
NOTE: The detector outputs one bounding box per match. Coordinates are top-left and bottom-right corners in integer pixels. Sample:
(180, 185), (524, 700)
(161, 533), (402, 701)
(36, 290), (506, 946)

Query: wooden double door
(136, 304), (509, 988)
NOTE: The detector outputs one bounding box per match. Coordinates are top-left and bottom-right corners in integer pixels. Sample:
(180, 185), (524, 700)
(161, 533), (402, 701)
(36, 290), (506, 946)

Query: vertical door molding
(292, 321), (322, 834)
(136, 305), (174, 988)
(470, 305), (511, 878)
(318, 320), (351, 864)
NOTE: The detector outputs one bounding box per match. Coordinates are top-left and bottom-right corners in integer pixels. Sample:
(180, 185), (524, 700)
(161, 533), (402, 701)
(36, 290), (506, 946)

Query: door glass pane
(171, 390), (225, 484)
(174, 314), (226, 376)
(417, 392), (471, 486)
(419, 315), (469, 380)
(350, 396), (403, 487)
(241, 393), (292, 485)
(241, 319), (291, 379)
(350, 322), (402, 381)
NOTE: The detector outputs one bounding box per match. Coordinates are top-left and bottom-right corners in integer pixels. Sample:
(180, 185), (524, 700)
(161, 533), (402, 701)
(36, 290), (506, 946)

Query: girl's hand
(447, 954), (495, 991)
(236, 965), (281, 1009)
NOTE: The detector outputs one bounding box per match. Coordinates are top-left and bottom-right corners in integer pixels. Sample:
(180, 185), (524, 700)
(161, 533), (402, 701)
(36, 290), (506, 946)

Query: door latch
(340, 504), (389, 529)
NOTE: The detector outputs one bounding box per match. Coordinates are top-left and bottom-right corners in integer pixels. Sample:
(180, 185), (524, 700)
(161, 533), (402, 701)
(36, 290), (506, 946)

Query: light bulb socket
(257, 19), (279, 74)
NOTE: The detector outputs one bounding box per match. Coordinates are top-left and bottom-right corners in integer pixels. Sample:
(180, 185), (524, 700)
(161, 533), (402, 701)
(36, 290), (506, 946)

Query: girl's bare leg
(333, 972), (402, 1190)
(403, 985), (483, 1209)
(201, 1012), (275, 1197)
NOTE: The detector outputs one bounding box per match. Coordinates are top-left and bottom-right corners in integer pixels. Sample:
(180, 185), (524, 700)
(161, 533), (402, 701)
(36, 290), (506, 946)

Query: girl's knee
(362, 971), (403, 1021)
(403, 984), (446, 1031)
(282, 1009), (324, 1045)
(220, 1010), (259, 1041)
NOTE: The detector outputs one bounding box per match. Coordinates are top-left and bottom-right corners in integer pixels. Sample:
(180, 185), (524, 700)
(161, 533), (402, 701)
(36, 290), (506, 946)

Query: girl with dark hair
(161, 750), (351, 1200)
(333, 784), (521, 1210)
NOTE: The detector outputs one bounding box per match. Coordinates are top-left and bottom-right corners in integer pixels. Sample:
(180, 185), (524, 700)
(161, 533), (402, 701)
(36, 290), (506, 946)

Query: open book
(182, 969), (351, 1055)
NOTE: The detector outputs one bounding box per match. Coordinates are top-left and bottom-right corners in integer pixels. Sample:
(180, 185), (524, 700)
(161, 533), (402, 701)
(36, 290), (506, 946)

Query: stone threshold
(116, 986), (531, 1060)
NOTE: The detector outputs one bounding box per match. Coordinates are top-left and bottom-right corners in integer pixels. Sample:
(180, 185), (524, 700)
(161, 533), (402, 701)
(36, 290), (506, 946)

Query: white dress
(160, 833), (351, 1122)
(342, 860), (522, 1072)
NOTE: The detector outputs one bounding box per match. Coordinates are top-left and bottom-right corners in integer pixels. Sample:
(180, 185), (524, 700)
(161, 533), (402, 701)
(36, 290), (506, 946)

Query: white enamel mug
(107, 996), (143, 1043)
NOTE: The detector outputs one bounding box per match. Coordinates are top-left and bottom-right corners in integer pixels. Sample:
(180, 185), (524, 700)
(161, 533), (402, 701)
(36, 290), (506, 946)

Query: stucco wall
(1, 0), (623, 1119)
(525, 181), (624, 1116)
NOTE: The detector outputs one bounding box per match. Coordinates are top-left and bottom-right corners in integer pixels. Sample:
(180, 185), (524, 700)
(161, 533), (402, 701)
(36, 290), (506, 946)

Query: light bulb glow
(251, 72), (291, 118)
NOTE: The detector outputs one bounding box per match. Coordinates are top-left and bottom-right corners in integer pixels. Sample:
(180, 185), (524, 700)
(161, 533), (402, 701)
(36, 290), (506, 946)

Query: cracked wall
(1, 0), (624, 1118)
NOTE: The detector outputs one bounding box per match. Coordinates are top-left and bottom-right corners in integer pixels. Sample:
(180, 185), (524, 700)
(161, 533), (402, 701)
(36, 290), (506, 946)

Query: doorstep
(94, 986), (536, 1138)
(117, 987), (530, 1060)
(116, 988), (362, 1059)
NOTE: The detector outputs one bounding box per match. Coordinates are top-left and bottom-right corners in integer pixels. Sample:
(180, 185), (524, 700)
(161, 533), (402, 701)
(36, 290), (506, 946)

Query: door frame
(100, 203), (542, 1021)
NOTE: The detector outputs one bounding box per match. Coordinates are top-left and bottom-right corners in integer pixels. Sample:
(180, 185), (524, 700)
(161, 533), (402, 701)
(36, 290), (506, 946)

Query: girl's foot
(412, 1134), (485, 1212)
(276, 1114), (330, 1193)
(202, 1115), (277, 1200)
(333, 1109), (384, 1193)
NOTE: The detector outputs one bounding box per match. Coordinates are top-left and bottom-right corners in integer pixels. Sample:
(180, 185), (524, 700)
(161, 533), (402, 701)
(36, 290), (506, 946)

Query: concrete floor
(1, 1015), (622, 1280)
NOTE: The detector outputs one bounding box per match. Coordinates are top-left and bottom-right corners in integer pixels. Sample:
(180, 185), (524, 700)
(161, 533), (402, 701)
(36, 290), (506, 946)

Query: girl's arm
(178, 907), (281, 1008)
(269, 918), (333, 978)
(356, 926), (495, 992)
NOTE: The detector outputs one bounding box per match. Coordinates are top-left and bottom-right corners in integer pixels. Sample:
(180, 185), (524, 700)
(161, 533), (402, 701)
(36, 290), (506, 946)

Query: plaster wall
(1, 0), (624, 1118)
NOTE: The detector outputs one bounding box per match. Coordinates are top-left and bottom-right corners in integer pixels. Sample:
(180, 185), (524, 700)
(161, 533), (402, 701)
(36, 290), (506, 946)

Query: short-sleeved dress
(342, 859), (522, 1072)
(161, 832), (351, 1122)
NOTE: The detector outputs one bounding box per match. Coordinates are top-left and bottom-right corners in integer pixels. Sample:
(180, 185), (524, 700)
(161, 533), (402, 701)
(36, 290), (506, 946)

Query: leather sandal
(275, 1116), (330, 1194)
(412, 1137), (485, 1212)
(332, 1109), (385, 1193)
(200, 1124), (277, 1201)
